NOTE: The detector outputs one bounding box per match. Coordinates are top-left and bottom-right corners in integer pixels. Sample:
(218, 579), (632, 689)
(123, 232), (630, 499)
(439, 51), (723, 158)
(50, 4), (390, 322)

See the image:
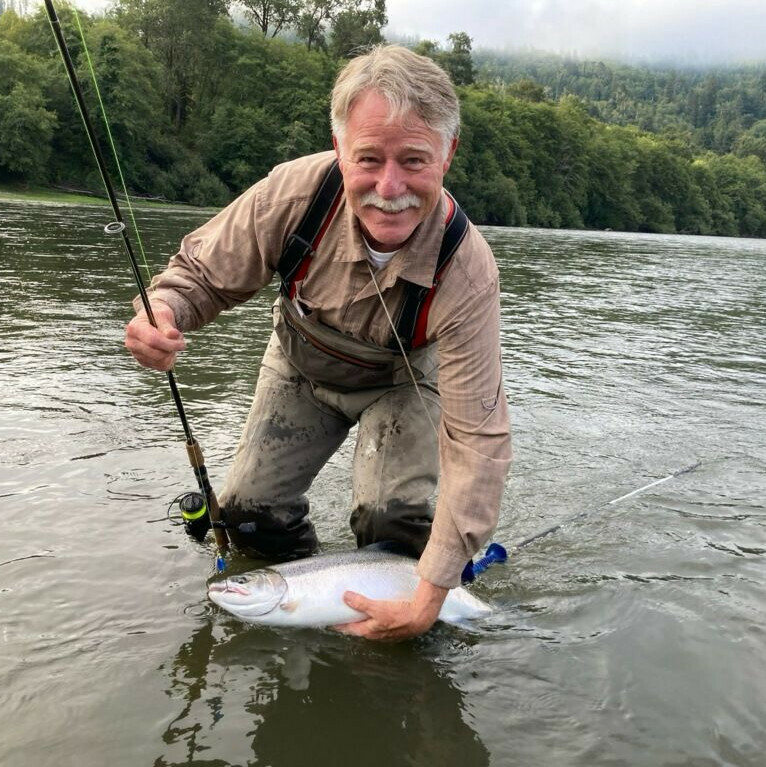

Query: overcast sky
(66, 0), (766, 64)
(384, 0), (766, 63)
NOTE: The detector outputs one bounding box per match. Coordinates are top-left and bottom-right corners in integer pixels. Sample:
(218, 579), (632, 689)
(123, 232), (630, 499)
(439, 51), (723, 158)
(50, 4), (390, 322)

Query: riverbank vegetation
(2, 1), (765, 236)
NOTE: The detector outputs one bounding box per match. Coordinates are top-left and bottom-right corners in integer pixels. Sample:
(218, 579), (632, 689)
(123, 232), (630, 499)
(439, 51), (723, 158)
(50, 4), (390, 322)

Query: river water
(1, 200), (765, 767)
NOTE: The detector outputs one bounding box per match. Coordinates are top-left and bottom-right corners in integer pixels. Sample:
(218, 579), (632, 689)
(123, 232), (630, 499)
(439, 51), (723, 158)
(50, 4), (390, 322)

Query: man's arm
(335, 237), (511, 640)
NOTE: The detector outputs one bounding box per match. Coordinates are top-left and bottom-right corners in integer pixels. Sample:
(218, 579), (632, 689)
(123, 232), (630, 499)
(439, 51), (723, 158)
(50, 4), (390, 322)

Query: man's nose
(376, 160), (406, 198)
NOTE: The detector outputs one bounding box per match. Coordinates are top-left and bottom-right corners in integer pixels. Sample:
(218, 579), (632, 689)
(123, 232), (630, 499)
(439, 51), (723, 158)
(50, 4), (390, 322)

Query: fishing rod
(512, 460), (702, 551)
(44, 0), (228, 560)
(463, 461), (702, 581)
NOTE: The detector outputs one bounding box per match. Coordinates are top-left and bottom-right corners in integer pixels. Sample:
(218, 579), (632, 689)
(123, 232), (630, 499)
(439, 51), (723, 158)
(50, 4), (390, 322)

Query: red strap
(288, 257), (312, 300)
(411, 289), (436, 349)
(410, 196), (458, 348)
(293, 188), (343, 299)
(287, 186), (342, 300)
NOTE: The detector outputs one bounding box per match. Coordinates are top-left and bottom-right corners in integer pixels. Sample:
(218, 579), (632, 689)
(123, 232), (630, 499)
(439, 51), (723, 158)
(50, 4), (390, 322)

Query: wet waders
(219, 160), (467, 560)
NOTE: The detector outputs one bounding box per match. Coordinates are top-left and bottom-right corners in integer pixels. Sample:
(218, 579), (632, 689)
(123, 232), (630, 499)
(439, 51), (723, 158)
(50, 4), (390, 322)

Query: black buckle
(280, 234), (315, 294)
(285, 233), (314, 261)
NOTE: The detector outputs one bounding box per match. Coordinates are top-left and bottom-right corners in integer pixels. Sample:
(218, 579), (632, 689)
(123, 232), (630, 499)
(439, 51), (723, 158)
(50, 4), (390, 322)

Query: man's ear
(333, 135), (342, 163)
(443, 137), (459, 173)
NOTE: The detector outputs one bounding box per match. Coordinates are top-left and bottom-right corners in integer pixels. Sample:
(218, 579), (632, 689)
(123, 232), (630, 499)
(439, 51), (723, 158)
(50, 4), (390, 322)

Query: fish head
(208, 570), (288, 621)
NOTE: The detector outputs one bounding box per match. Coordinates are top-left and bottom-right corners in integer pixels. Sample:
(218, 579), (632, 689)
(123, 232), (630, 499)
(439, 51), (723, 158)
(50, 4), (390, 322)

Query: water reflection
(155, 621), (489, 767)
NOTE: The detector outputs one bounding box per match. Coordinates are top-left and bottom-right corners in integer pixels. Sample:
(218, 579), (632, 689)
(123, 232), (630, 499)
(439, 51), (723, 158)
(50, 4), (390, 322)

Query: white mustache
(359, 191), (422, 213)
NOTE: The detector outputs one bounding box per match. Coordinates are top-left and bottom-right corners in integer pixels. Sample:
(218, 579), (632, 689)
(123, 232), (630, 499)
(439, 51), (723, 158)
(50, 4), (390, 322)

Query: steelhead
(208, 548), (492, 628)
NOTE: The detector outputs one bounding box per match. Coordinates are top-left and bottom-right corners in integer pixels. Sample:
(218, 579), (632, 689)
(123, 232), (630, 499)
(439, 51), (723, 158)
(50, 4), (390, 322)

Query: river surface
(1, 200), (765, 767)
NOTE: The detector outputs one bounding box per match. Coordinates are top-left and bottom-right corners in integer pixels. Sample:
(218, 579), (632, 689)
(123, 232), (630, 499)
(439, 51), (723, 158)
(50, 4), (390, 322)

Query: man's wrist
(413, 579), (449, 624)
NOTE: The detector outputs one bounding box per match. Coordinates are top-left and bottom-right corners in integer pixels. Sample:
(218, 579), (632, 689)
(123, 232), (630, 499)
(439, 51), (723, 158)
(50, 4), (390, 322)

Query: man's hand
(333, 578), (449, 641)
(124, 302), (186, 371)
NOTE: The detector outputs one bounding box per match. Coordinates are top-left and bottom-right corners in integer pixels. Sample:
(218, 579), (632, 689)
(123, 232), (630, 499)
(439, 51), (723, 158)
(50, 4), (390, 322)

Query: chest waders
(274, 159), (469, 391)
(220, 162), (469, 560)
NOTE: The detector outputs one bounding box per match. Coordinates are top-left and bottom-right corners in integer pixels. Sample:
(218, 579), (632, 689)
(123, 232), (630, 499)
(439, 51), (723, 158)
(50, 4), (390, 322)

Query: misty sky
(384, 0), (766, 63)
(67, 0), (766, 64)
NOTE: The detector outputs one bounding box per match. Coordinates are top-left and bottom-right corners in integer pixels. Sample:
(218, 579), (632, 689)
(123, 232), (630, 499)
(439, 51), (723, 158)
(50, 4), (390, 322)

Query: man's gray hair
(331, 45), (460, 159)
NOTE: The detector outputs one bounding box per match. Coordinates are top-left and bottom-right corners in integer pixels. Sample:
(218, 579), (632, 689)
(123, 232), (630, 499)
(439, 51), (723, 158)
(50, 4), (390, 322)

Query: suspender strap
(391, 193), (469, 351)
(277, 161), (469, 351)
(278, 159), (344, 299)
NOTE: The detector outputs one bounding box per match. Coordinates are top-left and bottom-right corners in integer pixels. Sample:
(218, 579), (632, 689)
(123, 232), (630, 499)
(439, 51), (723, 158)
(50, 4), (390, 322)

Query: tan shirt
(140, 151), (512, 587)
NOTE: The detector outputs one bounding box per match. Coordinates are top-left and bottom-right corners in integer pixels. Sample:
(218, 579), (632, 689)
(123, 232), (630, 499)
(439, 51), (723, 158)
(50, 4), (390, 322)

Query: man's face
(334, 89), (457, 252)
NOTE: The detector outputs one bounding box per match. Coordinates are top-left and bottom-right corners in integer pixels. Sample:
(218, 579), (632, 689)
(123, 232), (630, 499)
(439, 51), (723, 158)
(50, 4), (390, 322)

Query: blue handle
(461, 543), (508, 583)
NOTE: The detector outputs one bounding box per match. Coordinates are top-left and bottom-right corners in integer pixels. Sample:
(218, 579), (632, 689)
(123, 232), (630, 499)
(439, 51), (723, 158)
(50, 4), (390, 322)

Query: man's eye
(358, 156), (379, 167)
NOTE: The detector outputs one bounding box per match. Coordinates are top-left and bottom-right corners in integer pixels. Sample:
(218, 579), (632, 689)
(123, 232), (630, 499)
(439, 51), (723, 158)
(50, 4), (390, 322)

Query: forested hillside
(2, 1), (765, 237)
(475, 51), (766, 154)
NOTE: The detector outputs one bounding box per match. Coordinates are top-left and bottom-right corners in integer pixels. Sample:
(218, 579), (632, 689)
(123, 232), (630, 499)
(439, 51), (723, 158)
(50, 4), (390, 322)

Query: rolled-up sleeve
(417, 262), (512, 588)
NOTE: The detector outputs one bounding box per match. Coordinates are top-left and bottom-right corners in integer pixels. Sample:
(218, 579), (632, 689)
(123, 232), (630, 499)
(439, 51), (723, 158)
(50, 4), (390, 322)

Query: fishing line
(512, 460), (703, 551)
(367, 262), (441, 437)
(0, 551), (55, 568)
(71, 7), (151, 283)
(460, 461), (704, 581)
(44, 0), (228, 564)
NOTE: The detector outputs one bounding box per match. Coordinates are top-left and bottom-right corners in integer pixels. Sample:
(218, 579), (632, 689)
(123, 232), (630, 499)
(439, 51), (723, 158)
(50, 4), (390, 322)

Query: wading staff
(44, 0), (228, 557)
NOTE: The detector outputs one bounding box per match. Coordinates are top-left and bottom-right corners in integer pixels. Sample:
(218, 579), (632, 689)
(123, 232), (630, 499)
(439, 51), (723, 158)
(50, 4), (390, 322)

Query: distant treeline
(475, 52), (766, 154)
(2, 2), (766, 237)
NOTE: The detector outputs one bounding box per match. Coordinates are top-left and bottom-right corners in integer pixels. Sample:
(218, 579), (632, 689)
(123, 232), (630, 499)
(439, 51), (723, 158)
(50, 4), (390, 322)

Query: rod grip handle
(186, 440), (228, 551)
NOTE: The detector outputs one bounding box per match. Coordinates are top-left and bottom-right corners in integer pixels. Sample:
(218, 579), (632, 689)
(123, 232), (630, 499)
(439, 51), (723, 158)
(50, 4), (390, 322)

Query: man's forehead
(350, 139), (436, 154)
(348, 91), (431, 131)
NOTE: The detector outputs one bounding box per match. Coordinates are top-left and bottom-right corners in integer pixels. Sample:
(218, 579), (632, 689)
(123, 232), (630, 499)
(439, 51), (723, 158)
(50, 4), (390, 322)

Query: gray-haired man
(125, 45), (511, 639)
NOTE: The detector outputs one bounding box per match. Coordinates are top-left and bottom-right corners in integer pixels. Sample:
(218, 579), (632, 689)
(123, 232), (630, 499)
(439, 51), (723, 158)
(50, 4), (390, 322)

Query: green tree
(733, 119), (766, 165)
(238, 0), (300, 37)
(200, 102), (281, 190)
(447, 90), (531, 226)
(277, 119), (315, 161)
(0, 81), (57, 180)
(7, 2), (89, 61)
(113, 0), (230, 129)
(441, 32), (474, 86)
(550, 95), (591, 227)
(412, 39), (439, 58)
(691, 156), (737, 236)
(196, 32), (334, 191)
(0, 32), (58, 181)
(506, 78), (546, 102)
(294, 0), (340, 50)
(631, 135), (683, 233)
(699, 154), (766, 237)
(328, 0), (386, 59)
(77, 20), (169, 192)
(0, 30), (41, 91)
(583, 125), (641, 231)
(0, 8), (25, 43)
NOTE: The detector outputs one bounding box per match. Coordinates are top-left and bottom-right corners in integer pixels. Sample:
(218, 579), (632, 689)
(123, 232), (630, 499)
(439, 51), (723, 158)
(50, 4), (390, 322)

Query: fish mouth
(208, 569), (288, 617)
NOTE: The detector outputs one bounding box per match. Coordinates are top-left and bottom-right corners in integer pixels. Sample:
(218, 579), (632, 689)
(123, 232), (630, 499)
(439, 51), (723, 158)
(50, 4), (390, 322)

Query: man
(125, 45), (511, 640)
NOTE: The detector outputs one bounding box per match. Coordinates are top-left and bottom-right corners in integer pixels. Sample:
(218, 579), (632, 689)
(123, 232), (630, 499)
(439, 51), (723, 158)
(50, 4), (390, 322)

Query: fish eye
(231, 575), (248, 584)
